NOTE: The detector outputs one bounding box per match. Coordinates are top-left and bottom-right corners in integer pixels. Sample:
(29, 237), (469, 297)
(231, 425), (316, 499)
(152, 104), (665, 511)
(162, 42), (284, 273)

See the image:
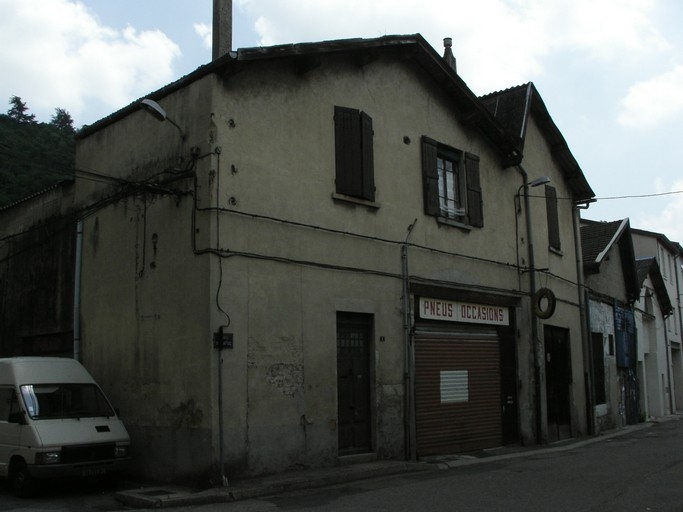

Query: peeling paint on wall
(266, 363), (303, 397)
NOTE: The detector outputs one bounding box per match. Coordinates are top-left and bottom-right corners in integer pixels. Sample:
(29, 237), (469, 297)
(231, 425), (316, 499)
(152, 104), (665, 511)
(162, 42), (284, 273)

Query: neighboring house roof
(0, 179), (74, 213)
(636, 257), (673, 317)
(632, 227), (683, 257)
(581, 218), (640, 303)
(480, 83), (594, 202)
(78, 34), (523, 166)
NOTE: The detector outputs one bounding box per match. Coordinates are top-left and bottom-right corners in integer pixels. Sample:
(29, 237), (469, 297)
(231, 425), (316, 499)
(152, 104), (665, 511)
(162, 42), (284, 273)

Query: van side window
(0, 388), (18, 422)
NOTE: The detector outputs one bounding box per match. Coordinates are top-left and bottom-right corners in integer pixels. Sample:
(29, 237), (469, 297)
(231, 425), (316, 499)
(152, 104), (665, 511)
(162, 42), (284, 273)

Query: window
(0, 388), (19, 422)
(421, 136), (482, 227)
(545, 184), (561, 251)
(334, 106), (375, 201)
(20, 383), (115, 419)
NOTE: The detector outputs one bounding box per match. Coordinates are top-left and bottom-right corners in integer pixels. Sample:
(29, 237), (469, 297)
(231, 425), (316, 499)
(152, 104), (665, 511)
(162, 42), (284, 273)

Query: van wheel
(10, 460), (36, 498)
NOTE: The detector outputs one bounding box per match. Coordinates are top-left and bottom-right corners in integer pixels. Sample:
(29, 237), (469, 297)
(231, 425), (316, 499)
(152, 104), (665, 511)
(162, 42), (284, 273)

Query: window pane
(438, 156), (461, 218)
(20, 384), (115, 419)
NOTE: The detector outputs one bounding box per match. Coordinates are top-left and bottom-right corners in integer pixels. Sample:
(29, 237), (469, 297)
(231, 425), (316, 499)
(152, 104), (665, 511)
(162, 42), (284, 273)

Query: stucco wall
(73, 46), (590, 482)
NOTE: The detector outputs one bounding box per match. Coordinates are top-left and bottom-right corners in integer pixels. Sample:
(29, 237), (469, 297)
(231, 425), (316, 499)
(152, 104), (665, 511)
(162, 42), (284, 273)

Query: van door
(0, 387), (22, 477)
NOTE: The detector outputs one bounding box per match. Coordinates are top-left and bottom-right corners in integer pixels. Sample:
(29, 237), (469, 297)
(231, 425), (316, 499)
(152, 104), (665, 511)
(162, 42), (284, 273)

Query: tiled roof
(636, 257), (673, 316)
(581, 219), (625, 266)
(480, 83), (594, 202)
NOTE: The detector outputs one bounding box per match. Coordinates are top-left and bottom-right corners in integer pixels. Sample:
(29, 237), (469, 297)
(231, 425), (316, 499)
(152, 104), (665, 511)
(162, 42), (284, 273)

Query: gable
(481, 83), (594, 202)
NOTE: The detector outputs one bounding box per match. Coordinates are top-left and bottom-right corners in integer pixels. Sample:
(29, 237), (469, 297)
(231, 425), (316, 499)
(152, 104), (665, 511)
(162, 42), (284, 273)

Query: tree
(7, 95), (36, 124)
(50, 108), (75, 133)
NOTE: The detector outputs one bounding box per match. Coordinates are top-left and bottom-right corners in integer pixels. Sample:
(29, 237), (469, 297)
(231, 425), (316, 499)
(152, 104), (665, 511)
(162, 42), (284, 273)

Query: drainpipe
(402, 219), (417, 461)
(573, 204), (594, 434)
(673, 253), (682, 413)
(73, 219), (84, 361)
(663, 314), (674, 414)
(516, 166), (543, 445)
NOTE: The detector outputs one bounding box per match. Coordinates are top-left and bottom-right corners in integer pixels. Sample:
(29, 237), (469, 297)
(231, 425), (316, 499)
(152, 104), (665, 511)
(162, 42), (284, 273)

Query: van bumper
(29, 458), (131, 479)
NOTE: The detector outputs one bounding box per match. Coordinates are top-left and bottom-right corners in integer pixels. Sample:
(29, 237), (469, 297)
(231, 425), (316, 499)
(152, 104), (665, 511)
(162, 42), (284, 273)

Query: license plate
(82, 467), (107, 477)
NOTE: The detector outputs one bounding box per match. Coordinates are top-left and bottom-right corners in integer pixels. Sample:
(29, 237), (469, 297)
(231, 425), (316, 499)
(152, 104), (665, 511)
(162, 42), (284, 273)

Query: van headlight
(114, 445), (130, 458)
(35, 451), (61, 465)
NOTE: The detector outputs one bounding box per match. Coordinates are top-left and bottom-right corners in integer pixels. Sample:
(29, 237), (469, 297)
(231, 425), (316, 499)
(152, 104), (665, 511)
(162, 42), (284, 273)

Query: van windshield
(20, 384), (115, 419)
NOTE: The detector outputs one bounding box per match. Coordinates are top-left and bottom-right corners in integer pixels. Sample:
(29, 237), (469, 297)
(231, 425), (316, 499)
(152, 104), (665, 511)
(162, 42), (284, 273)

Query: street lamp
(140, 98), (186, 140)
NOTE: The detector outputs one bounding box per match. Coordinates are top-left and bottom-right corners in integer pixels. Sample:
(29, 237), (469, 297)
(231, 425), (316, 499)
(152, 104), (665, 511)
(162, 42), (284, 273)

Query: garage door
(415, 326), (501, 456)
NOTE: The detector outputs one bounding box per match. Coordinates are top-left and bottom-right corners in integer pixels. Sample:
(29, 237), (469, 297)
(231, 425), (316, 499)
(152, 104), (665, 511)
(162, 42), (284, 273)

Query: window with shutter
(545, 185), (561, 250)
(421, 136), (483, 228)
(334, 106), (375, 201)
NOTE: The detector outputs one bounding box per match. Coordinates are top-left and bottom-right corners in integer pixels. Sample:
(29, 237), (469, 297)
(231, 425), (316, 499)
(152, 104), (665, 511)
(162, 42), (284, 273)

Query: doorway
(336, 312), (372, 455)
(544, 326), (572, 442)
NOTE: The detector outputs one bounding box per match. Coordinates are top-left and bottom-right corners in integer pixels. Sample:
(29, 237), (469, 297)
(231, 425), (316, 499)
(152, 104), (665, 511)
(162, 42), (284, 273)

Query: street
(1, 417), (682, 511)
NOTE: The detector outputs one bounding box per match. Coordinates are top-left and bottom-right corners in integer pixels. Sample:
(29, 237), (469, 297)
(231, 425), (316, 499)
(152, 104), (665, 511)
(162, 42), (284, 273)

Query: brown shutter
(334, 106), (361, 197)
(360, 111), (375, 201)
(545, 185), (561, 250)
(421, 137), (440, 216)
(465, 153), (483, 227)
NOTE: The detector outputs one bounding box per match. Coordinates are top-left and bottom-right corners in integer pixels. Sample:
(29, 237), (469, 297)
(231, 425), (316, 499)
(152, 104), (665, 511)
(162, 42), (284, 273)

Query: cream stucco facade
(69, 36), (596, 483)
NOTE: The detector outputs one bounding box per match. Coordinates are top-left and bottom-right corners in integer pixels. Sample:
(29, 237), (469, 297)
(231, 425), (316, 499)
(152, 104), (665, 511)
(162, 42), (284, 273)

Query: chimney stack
(443, 37), (456, 73)
(213, 0), (232, 60)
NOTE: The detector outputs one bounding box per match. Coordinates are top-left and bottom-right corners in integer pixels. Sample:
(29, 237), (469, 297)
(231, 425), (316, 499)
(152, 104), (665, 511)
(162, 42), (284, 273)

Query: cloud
(617, 65), (683, 129)
(194, 23), (212, 50)
(636, 179), (683, 243)
(234, 0), (666, 94)
(0, 0), (180, 125)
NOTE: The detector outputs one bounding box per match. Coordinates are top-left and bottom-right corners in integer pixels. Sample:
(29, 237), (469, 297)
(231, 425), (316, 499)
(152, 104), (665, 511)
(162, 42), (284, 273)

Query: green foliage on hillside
(0, 96), (76, 208)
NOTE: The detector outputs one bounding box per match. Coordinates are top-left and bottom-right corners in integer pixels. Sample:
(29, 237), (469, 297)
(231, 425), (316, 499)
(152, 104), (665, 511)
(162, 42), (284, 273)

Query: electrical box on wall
(213, 328), (233, 349)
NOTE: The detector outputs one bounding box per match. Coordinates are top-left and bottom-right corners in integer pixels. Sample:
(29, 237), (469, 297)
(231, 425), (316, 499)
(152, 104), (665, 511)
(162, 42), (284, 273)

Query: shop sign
(418, 297), (509, 326)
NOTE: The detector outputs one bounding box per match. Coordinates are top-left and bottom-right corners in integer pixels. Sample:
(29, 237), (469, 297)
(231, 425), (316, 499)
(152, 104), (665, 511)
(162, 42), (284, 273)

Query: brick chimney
(212, 0), (232, 60)
(443, 37), (456, 73)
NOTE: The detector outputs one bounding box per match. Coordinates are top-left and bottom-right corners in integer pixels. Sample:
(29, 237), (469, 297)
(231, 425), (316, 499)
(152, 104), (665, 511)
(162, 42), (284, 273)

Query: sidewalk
(115, 415), (680, 509)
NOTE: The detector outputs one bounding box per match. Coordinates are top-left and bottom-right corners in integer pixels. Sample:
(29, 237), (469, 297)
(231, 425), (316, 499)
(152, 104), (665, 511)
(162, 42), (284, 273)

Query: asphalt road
(1, 417), (682, 511)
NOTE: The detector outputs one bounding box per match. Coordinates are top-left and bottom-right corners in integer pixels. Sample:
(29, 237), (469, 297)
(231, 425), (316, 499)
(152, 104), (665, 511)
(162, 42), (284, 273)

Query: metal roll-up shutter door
(415, 325), (501, 456)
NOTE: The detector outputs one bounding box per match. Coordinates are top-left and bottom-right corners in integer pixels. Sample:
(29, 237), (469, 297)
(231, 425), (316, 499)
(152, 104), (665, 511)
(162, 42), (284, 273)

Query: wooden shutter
(464, 153), (483, 227)
(545, 185), (561, 250)
(334, 106), (361, 197)
(421, 137), (440, 216)
(360, 111), (375, 201)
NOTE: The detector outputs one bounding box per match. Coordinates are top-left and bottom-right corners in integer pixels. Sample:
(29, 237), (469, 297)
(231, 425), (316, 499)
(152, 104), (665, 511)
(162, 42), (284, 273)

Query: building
(633, 228), (683, 414)
(1, 34), (595, 483)
(581, 218), (646, 432)
(634, 257), (674, 419)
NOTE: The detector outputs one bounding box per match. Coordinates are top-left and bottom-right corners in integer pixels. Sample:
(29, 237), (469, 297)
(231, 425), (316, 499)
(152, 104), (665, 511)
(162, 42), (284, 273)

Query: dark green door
(544, 326), (572, 442)
(337, 313), (372, 455)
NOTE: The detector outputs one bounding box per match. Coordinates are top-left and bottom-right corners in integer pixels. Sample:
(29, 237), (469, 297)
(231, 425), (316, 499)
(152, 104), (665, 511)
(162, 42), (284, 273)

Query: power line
(596, 190), (683, 201)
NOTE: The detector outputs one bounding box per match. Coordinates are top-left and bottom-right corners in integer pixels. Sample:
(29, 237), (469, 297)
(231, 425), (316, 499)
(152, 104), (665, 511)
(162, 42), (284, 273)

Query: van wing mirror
(8, 411), (27, 425)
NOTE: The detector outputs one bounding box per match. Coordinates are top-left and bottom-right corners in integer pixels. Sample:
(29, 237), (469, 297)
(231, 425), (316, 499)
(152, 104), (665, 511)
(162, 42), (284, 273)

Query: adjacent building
(633, 228), (683, 414)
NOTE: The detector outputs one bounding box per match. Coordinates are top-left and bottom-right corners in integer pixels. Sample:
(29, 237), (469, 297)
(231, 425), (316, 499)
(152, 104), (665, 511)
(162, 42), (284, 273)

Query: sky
(1, 0), (682, 243)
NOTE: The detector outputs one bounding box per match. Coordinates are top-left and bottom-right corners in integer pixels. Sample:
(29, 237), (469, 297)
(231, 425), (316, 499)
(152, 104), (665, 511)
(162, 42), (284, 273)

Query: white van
(0, 357), (130, 496)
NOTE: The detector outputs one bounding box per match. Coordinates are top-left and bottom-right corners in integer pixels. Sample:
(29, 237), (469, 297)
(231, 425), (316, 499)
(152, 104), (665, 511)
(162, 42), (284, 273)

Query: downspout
(73, 219), (84, 361)
(516, 165), (543, 445)
(573, 204), (594, 435)
(402, 219), (417, 461)
(663, 313), (674, 414)
(674, 253), (682, 413)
